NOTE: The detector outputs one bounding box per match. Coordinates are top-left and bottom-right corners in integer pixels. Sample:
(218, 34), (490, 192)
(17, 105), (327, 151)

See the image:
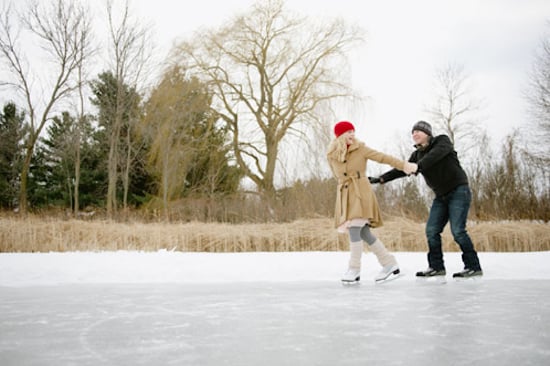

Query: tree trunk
(18, 147), (32, 214)
(74, 135), (81, 214)
(106, 124), (119, 216)
(122, 124), (132, 214)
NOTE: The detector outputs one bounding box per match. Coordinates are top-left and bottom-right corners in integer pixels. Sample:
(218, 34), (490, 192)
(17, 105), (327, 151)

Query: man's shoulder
(431, 134), (452, 145)
(433, 134), (450, 141)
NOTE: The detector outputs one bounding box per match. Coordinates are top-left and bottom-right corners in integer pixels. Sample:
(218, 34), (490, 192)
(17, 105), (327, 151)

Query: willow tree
(142, 66), (242, 217)
(173, 0), (363, 204)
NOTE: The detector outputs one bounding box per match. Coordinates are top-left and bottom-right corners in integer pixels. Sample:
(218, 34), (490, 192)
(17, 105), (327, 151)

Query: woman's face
(342, 130), (355, 145)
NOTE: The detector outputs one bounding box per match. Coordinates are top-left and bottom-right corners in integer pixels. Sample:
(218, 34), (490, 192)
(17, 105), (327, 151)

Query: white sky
(127, 0), (550, 154)
(1, 0), (549, 181)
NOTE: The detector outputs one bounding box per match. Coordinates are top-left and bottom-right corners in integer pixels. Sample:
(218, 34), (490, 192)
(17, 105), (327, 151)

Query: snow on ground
(1, 251), (550, 286)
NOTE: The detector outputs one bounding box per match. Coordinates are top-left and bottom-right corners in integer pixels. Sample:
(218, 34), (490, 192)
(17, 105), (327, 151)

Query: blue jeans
(425, 185), (481, 271)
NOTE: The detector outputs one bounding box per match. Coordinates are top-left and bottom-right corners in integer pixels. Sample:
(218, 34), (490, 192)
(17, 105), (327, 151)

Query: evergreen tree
(0, 102), (25, 209)
(26, 145), (51, 208)
(28, 111), (108, 209)
(90, 71), (151, 209)
(40, 112), (76, 207)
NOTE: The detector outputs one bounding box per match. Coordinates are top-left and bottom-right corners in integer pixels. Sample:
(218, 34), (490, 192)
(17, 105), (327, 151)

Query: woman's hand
(403, 162), (418, 175)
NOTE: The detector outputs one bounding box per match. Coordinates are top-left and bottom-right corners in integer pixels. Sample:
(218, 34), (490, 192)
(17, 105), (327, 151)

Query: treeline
(0, 0), (548, 223)
(373, 141), (550, 222)
(1, 102), (549, 223)
(0, 69), (242, 216)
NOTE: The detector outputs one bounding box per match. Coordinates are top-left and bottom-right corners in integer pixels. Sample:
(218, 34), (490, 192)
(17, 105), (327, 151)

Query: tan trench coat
(327, 140), (406, 229)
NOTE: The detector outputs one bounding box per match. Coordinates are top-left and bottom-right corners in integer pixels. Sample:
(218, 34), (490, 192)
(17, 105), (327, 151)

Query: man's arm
(378, 168), (406, 184)
(371, 152), (417, 184)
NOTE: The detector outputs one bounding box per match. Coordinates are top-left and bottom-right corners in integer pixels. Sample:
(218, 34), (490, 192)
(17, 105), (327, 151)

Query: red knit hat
(334, 121), (355, 137)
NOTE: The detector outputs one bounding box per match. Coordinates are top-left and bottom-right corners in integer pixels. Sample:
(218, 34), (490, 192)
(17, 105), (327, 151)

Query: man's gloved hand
(368, 176), (381, 184)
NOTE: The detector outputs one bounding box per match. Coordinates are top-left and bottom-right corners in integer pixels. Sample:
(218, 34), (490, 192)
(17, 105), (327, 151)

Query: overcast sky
(126, 0), (550, 155)
(1, 0), (549, 174)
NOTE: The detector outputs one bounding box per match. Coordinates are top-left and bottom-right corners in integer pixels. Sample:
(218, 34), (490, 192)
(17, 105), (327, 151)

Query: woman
(327, 121), (417, 283)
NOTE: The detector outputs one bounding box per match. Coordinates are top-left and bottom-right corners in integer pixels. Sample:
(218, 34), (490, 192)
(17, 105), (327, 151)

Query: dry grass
(376, 217), (550, 252)
(1, 215), (548, 253)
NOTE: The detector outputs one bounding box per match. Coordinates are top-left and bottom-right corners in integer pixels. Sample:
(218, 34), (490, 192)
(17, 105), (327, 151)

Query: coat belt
(336, 173), (365, 222)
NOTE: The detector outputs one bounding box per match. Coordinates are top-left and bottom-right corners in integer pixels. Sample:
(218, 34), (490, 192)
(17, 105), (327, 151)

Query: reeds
(1, 216), (548, 253)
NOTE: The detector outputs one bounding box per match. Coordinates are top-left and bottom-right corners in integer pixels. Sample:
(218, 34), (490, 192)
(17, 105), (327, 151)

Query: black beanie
(411, 121), (432, 136)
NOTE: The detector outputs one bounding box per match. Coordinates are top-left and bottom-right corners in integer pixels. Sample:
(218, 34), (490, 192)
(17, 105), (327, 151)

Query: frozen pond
(1, 279), (549, 366)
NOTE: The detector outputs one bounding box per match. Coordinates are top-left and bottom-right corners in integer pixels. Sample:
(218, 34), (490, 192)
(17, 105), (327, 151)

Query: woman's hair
(327, 135), (349, 163)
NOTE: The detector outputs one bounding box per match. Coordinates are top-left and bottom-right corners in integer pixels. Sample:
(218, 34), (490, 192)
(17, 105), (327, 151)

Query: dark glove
(368, 176), (380, 184)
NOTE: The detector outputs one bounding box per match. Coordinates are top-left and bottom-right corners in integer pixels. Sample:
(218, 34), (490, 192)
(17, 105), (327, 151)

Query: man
(370, 121), (483, 279)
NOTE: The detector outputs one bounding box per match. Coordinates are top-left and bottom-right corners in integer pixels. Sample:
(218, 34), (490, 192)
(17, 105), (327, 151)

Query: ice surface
(1, 251), (549, 365)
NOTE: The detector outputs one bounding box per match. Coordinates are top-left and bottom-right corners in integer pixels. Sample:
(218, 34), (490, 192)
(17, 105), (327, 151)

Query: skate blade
(416, 276), (447, 284)
(453, 275), (482, 282)
(341, 279), (360, 286)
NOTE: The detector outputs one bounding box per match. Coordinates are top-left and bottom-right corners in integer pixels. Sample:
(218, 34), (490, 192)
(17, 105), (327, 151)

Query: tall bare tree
(73, 45), (89, 214)
(525, 23), (550, 168)
(103, 0), (152, 216)
(173, 0), (363, 204)
(426, 63), (484, 161)
(0, 0), (93, 214)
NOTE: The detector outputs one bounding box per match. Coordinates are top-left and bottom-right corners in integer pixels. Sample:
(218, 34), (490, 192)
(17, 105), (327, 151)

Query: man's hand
(368, 176), (381, 184)
(403, 162), (418, 175)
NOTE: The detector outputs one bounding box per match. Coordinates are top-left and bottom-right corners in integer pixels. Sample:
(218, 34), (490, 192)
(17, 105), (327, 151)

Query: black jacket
(380, 135), (468, 196)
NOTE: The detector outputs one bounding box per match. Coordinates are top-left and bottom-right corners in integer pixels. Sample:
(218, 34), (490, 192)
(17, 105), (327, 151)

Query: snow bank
(1, 251), (549, 287)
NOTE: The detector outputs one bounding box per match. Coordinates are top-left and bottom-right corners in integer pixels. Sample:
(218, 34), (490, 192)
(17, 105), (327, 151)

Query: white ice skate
(374, 264), (401, 283)
(341, 268), (361, 285)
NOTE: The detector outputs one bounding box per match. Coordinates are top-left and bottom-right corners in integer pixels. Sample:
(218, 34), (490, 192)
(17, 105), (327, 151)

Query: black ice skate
(416, 268), (446, 277)
(416, 267), (446, 284)
(453, 268), (483, 280)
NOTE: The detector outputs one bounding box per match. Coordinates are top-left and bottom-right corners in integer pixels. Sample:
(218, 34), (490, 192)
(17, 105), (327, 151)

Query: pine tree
(0, 103), (25, 209)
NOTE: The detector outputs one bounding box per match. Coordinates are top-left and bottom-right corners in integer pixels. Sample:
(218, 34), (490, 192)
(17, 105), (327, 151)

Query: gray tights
(348, 225), (377, 245)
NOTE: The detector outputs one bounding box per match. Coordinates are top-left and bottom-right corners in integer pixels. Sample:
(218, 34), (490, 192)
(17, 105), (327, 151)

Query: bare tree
(103, 0), (153, 216)
(173, 0), (364, 205)
(525, 22), (550, 168)
(73, 49), (85, 215)
(72, 15), (99, 216)
(0, 0), (93, 214)
(426, 63), (484, 160)
(466, 131), (493, 219)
